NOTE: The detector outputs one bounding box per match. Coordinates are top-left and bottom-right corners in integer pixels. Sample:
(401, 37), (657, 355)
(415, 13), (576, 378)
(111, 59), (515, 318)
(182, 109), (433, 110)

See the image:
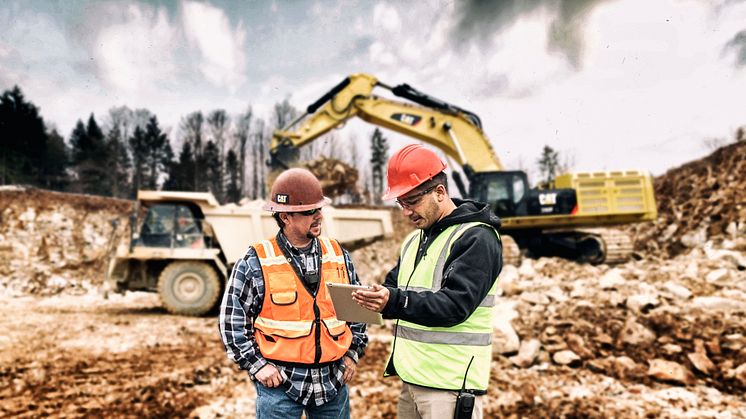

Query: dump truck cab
(106, 191), (393, 316)
(135, 202), (209, 249)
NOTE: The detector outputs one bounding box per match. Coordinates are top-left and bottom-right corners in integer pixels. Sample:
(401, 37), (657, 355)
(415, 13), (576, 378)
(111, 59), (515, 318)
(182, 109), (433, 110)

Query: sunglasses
(396, 186), (437, 209)
(293, 208), (321, 216)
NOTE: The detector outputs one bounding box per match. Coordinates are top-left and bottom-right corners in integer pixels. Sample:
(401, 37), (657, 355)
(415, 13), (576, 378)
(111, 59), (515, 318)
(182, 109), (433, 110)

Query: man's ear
(280, 212), (291, 223)
(436, 184), (447, 202)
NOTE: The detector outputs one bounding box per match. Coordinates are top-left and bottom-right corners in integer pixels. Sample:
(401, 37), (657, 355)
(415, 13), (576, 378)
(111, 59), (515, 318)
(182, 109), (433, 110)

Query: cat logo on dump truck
(391, 113), (422, 126)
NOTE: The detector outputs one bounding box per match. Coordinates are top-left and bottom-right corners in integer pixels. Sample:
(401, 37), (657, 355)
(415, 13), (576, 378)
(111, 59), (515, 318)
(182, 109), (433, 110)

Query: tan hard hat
(262, 168), (332, 212)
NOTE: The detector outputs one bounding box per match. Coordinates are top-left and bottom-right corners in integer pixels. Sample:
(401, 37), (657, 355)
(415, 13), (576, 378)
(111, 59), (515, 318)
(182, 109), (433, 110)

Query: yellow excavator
(269, 73), (657, 265)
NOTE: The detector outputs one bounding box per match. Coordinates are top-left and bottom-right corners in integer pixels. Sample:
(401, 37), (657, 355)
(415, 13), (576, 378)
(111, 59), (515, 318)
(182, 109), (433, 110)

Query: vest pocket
(321, 318), (347, 339)
(322, 267), (342, 283)
(317, 319), (352, 362)
(270, 291), (297, 306)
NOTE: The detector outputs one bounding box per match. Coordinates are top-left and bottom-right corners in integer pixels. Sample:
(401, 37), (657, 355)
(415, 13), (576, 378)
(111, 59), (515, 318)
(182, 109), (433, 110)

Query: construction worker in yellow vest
(354, 144), (502, 419)
(220, 168), (368, 419)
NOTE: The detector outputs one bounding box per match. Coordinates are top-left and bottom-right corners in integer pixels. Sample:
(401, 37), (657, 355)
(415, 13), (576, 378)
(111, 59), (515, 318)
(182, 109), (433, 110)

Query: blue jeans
(254, 382), (350, 419)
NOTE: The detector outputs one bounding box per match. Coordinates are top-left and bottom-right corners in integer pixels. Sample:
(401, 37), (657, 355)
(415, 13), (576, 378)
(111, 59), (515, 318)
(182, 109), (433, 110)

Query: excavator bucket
(268, 141), (300, 171)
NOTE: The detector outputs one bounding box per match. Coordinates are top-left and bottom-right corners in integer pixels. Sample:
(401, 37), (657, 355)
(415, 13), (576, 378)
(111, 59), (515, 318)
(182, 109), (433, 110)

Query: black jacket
(381, 199), (503, 327)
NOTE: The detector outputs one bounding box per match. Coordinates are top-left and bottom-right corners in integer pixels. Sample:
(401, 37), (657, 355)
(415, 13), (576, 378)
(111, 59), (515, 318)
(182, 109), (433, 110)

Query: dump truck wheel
(157, 261), (220, 316)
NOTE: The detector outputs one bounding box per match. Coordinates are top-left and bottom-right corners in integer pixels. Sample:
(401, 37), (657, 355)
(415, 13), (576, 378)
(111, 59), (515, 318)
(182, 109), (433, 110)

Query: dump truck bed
(203, 200), (393, 262)
(135, 191), (393, 264)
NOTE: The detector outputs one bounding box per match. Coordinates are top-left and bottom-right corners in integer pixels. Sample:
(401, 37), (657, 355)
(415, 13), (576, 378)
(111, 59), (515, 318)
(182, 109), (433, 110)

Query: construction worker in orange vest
(219, 168), (368, 418)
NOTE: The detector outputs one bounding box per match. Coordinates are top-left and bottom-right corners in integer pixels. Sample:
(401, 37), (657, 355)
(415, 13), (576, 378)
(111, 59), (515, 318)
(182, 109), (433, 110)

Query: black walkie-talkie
(454, 356), (475, 419)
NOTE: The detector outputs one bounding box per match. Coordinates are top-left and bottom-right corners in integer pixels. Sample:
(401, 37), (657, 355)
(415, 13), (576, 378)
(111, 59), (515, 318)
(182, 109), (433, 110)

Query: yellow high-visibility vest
(385, 222), (499, 391)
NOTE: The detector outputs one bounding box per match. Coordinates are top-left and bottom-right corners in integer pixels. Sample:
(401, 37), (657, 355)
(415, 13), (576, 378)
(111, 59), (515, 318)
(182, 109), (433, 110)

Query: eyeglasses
(396, 186), (437, 209)
(293, 208), (321, 216)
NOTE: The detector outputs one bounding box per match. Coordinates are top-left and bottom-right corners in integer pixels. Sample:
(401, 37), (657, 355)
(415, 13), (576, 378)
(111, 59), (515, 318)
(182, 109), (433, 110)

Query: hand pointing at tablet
(352, 284), (390, 312)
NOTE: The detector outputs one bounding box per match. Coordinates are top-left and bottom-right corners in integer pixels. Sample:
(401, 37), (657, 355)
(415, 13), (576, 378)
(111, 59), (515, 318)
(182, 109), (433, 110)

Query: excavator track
(576, 228), (634, 265)
(501, 234), (522, 267)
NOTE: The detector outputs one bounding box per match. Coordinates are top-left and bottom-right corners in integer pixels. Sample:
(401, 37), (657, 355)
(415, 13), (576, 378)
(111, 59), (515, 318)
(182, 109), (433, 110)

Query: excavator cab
(469, 171), (528, 218)
(469, 171), (577, 218)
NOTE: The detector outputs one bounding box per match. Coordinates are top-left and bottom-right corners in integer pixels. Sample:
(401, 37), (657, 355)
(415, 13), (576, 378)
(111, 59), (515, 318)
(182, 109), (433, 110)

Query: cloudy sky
(2, 0), (745, 177)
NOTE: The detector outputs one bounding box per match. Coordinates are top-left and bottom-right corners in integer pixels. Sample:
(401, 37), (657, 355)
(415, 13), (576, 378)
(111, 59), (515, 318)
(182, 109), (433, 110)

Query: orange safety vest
(253, 236), (353, 365)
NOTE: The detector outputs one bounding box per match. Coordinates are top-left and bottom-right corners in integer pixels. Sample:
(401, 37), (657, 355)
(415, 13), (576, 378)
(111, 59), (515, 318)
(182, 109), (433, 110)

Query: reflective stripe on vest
(253, 236), (352, 364)
(386, 222), (500, 391)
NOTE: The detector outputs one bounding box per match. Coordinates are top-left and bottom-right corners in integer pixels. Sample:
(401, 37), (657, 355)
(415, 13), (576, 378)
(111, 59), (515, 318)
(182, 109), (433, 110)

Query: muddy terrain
(1, 142), (745, 418)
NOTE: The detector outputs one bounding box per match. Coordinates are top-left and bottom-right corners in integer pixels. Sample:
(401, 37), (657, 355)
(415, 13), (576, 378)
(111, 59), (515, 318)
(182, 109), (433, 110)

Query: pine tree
(129, 126), (148, 197)
(142, 116), (171, 190)
(537, 145), (560, 187)
(369, 128), (389, 204)
(69, 120), (88, 164)
(180, 112), (205, 191)
(70, 114), (108, 195)
(225, 149), (241, 203)
(104, 125), (131, 198)
(0, 86), (51, 185)
(203, 140), (222, 199)
(164, 141), (196, 191)
(42, 129), (69, 191)
(207, 109), (229, 201)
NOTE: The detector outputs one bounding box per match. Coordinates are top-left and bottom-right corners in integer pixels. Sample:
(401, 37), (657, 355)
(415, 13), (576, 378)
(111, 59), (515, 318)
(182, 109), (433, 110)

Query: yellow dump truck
(106, 190), (393, 316)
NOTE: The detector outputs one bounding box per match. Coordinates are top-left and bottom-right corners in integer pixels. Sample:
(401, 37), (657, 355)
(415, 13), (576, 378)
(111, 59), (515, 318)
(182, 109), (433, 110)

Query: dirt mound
(0, 186), (404, 295)
(0, 187), (132, 294)
(629, 141), (746, 256)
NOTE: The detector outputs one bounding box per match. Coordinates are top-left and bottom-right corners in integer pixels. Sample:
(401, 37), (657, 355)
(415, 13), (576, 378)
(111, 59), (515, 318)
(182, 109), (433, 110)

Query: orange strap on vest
(254, 236), (353, 364)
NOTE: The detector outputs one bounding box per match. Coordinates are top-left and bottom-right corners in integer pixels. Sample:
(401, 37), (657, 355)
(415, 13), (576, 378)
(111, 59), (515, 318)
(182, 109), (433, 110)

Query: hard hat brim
(381, 185), (416, 201)
(262, 196), (332, 212)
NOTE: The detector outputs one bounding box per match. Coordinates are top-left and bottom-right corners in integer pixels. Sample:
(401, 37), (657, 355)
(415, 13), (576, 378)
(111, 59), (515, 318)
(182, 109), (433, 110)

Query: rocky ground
(1, 142), (745, 418)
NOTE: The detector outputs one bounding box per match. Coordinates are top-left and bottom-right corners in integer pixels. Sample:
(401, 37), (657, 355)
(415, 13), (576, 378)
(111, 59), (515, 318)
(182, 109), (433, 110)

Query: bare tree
(235, 106), (253, 196)
(557, 149), (576, 176)
(703, 137), (728, 152)
(370, 128), (389, 205)
(206, 110), (230, 201)
(536, 145), (560, 187)
(179, 112), (204, 190)
(207, 109), (230, 157)
(250, 118), (268, 199)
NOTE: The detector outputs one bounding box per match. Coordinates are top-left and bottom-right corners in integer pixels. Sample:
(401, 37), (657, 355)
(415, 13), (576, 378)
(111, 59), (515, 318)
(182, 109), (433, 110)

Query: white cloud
(372, 2), (401, 34)
(260, 75), (289, 98)
(93, 4), (177, 91)
(3, 0), (745, 177)
(181, 1), (247, 90)
(368, 41), (398, 67)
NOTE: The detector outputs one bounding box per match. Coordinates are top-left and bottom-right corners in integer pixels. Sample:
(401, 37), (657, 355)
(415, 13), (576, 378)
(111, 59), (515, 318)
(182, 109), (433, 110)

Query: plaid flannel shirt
(219, 232), (368, 406)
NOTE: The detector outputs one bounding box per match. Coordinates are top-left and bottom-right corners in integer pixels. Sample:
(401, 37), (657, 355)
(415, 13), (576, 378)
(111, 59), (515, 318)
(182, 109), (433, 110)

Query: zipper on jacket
(313, 299), (322, 364)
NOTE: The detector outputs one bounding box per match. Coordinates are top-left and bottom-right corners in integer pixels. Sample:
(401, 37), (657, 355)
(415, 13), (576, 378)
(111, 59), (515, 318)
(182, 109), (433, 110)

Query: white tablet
(326, 283), (384, 325)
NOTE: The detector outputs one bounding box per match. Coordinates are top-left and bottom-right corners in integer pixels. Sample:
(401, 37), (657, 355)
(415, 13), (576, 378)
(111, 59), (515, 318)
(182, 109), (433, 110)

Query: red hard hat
(382, 144), (446, 200)
(263, 168), (332, 212)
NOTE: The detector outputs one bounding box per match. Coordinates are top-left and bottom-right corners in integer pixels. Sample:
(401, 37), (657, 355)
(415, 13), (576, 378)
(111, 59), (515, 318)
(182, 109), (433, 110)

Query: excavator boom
(270, 73), (503, 173)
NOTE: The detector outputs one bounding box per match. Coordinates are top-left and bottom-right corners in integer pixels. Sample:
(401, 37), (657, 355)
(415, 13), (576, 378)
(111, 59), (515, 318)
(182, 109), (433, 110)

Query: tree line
(0, 86), (391, 204)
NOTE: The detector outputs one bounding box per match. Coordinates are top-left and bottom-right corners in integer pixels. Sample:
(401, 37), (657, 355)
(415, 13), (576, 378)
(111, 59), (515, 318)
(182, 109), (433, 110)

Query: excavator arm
(270, 73), (503, 176)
